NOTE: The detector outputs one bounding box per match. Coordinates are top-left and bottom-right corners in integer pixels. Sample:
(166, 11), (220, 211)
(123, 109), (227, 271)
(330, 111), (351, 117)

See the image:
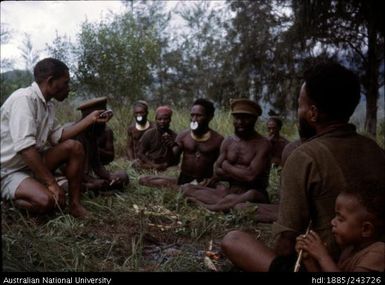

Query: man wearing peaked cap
(77, 97), (115, 165)
(181, 97), (272, 212)
(230, 98), (262, 117)
(77, 97), (108, 114)
(74, 97), (129, 193)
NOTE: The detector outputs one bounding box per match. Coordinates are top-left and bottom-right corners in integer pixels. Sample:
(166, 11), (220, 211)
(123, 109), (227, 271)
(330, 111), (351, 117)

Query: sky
(0, 1), (151, 71)
(0, 1), (229, 72)
(1, 1), (130, 70)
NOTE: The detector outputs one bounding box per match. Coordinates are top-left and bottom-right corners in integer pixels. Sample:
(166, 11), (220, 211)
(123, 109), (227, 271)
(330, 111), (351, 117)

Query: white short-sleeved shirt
(0, 82), (64, 178)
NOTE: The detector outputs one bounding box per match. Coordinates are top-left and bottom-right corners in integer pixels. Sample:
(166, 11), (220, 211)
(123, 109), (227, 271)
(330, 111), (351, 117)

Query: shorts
(1, 169), (68, 200)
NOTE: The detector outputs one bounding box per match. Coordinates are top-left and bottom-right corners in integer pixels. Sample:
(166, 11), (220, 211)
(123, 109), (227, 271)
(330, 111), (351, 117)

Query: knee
(62, 139), (85, 157)
(33, 193), (56, 213)
(221, 230), (244, 253)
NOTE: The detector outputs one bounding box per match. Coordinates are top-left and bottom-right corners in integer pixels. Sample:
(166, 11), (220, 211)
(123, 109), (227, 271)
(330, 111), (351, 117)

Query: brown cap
(230, 98), (262, 117)
(77, 97), (107, 112)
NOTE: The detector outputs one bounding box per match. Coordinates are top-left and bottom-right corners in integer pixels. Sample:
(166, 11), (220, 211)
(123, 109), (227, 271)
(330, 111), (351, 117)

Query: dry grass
(6, 99), (382, 272)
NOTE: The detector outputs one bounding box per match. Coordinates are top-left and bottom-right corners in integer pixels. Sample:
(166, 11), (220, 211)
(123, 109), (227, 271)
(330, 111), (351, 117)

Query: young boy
(296, 185), (384, 272)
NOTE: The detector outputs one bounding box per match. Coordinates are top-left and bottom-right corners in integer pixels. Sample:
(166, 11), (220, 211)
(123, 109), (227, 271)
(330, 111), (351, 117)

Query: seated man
(281, 139), (302, 167)
(139, 98), (224, 188)
(97, 125), (115, 166)
(76, 97), (129, 193)
(135, 106), (179, 171)
(0, 58), (110, 218)
(220, 61), (385, 272)
(267, 117), (289, 167)
(181, 98), (272, 212)
(126, 100), (155, 161)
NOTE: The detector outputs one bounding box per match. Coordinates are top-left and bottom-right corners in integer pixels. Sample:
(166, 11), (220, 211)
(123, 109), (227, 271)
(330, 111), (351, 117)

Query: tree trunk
(364, 5), (379, 138)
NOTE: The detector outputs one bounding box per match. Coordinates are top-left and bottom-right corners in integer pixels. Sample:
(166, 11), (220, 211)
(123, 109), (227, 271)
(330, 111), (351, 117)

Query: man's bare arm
(222, 140), (271, 182)
(214, 138), (230, 178)
(60, 110), (110, 142)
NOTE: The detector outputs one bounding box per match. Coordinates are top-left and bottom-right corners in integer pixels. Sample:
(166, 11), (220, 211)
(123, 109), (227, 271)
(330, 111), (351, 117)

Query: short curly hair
(343, 181), (384, 237)
(193, 98), (215, 117)
(33, 58), (69, 84)
(304, 62), (360, 122)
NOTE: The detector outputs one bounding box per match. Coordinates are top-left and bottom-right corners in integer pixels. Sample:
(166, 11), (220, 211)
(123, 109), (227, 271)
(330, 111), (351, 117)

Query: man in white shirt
(1, 58), (111, 218)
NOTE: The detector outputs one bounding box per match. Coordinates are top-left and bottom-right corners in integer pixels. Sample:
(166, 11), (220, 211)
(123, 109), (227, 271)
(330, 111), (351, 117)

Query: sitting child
(295, 185), (384, 272)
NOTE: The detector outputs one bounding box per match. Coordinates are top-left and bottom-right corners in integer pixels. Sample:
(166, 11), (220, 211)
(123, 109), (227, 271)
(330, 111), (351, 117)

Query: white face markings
(190, 121), (199, 130)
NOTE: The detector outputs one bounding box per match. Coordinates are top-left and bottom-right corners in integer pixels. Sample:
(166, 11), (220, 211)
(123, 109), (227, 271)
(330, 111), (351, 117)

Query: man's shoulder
(279, 136), (290, 144)
(169, 129), (178, 137)
(127, 122), (136, 131)
(209, 129), (224, 140)
(3, 85), (33, 104)
(253, 134), (272, 147)
(177, 129), (190, 138)
(141, 127), (158, 138)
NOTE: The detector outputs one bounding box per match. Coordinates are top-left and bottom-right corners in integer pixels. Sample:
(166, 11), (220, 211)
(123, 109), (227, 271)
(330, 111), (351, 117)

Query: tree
(224, 0), (300, 116)
(74, 10), (160, 104)
(46, 32), (74, 69)
(19, 33), (39, 78)
(1, 22), (14, 71)
(292, 0), (385, 137)
(169, 1), (232, 107)
(1, 70), (32, 105)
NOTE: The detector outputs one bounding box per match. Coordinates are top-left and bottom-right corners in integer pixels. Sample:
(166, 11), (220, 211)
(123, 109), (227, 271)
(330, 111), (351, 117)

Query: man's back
(276, 124), (385, 259)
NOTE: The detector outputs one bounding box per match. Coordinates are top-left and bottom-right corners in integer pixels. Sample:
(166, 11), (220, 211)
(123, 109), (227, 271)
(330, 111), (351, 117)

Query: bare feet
(255, 204), (278, 223)
(69, 204), (89, 218)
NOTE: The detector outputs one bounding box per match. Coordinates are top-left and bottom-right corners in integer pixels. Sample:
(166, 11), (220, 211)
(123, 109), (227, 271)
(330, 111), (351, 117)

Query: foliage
(19, 33), (39, 77)
(291, 0), (385, 137)
(0, 22), (14, 71)
(0, 70), (33, 105)
(73, 10), (160, 103)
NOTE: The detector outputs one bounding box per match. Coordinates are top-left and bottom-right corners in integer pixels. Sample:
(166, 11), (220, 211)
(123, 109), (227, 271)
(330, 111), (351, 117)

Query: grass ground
(2, 100), (382, 272)
(2, 158), (281, 272)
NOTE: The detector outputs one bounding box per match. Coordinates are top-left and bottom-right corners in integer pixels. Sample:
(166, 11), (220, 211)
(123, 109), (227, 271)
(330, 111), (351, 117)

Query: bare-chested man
(221, 61), (385, 272)
(126, 100), (155, 161)
(267, 117), (289, 167)
(139, 98), (224, 188)
(181, 99), (272, 212)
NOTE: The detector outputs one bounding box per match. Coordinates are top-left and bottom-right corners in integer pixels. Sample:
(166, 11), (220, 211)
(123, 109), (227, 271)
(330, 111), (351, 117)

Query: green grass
(4, 99), (381, 272)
